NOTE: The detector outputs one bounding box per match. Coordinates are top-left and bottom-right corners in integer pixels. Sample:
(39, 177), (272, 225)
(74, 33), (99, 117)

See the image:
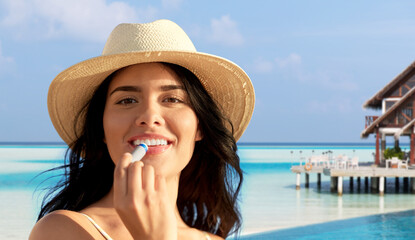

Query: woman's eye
(116, 98), (137, 105)
(163, 97), (183, 103)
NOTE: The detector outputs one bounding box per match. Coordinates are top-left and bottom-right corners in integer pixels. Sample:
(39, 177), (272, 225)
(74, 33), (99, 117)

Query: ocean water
(1, 143), (415, 239)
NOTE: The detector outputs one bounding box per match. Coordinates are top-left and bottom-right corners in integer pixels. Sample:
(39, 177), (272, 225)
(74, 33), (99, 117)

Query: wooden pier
(291, 164), (415, 196)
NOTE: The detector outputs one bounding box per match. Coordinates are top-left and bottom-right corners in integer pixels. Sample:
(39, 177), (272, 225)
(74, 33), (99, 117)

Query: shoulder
(29, 210), (97, 240)
(206, 232), (224, 240)
(178, 227), (224, 240)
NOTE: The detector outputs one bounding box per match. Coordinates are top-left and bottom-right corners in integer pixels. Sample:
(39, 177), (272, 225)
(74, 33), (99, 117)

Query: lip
(128, 133), (173, 155)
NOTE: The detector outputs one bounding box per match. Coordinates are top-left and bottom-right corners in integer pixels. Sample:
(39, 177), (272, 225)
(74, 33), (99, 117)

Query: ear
(195, 127), (203, 141)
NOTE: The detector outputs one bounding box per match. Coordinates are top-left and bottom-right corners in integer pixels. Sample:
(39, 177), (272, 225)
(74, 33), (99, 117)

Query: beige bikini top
(81, 213), (212, 240)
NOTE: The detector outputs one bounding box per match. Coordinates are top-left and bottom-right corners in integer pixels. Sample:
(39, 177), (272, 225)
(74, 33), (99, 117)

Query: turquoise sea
(1, 142), (415, 239)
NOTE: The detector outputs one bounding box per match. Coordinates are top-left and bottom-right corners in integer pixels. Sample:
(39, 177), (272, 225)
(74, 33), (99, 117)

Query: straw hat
(48, 19), (254, 145)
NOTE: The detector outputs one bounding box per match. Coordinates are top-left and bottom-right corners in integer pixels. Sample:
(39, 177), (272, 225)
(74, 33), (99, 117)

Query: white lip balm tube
(131, 143), (148, 162)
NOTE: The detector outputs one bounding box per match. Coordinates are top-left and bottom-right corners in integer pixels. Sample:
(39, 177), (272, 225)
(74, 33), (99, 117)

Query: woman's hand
(113, 153), (178, 240)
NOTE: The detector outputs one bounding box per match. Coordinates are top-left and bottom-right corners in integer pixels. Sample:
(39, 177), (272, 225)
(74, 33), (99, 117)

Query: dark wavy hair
(37, 62), (243, 238)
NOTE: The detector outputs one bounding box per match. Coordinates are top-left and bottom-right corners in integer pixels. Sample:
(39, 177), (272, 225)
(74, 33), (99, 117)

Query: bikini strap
(81, 213), (211, 240)
(80, 213), (113, 240)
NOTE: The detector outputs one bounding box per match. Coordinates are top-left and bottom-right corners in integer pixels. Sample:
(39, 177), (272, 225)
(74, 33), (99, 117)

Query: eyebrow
(109, 84), (185, 96)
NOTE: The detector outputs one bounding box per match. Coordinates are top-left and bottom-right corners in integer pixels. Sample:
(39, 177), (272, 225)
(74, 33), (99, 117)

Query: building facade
(361, 61), (415, 165)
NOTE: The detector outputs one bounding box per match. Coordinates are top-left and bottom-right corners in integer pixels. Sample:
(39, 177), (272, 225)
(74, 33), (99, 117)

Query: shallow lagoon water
(1, 143), (415, 239)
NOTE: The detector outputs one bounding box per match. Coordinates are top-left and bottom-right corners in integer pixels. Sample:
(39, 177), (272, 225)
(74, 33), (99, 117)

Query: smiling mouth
(132, 139), (169, 147)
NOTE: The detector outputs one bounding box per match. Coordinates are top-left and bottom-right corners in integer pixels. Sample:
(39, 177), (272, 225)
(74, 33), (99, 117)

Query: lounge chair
(336, 155), (348, 169)
(348, 156), (359, 169)
(386, 157), (400, 169)
(318, 155), (330, 168)
(399, 159), (409, 169)
(307, 156), (319, 166)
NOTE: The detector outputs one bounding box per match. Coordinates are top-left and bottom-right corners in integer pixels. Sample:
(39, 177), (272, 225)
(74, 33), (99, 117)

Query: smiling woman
(103, 63), (202, 177)
(29, 19), (254, 240)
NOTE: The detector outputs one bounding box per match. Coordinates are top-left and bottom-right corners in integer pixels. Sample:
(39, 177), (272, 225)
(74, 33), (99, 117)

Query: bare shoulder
(29, 210), (97, 240)
(178, 227), (224, 240)
(206, 232), (224, 240)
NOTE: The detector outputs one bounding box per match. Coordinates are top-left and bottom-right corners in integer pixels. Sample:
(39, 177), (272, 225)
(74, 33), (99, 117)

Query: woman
(30, 20), (254, 240)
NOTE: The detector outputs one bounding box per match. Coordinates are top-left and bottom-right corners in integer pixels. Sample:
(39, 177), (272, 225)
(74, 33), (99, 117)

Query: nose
(135, 101), (164, 127)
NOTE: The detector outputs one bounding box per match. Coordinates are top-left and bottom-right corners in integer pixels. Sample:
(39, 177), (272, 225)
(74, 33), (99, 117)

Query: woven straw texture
(48, 19), (255, 145)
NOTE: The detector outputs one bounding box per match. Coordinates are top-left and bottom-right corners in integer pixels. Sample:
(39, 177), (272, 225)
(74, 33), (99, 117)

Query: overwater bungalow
(361, 61), (415, 165)
(291, 61), (415, 196)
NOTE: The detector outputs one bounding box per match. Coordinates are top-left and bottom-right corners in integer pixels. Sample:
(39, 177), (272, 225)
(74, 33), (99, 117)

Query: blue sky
(0, 0), (415, 143)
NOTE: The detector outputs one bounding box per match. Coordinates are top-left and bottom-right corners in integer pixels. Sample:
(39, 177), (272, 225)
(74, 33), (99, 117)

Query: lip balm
(131, 143), (148, 162)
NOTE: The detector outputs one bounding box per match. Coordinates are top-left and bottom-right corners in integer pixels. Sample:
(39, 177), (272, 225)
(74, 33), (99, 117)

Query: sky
(0, 0), (415, 143)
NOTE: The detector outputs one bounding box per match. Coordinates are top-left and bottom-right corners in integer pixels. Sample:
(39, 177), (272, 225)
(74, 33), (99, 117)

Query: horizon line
(0, 141), (410, 146)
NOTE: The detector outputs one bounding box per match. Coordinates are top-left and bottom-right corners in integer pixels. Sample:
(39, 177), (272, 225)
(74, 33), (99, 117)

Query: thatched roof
(363, 61), (415, 109)
(361, 86), (415, 138)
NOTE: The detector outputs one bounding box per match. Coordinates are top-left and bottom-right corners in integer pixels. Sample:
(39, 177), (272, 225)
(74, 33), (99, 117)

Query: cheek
(103, 108), (130, 163)
(103, 107), (131, 137)
(176, 111), (199, 140)
(172, 110), (199, 155)
(103, 109), (118, 141)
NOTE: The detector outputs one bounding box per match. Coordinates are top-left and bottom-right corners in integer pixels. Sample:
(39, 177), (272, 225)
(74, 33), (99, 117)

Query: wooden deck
(291, 164), (415, 196)
(291, 165), (415, 177)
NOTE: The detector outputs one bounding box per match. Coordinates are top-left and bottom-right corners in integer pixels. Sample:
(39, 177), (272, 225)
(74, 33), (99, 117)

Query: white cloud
(274, 53), (310, 82)
(275, 53), (302, 69)
(0, 0), (158, 42)
(0, 42), (13, 63)
(306, 98), (353, 114)
(0, 41), (14, 73)
(300, 19), (415, 38)
(314, 70), (358, 91)
(253, 58), (274, 73)
(161, 0), (183, 9)
(209, 15), (244, 46)
(0, 0), (32, 26)
(254, 53), (358, 91)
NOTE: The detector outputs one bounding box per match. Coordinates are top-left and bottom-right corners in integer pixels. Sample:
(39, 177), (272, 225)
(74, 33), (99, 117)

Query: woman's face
(103, 63), (202, 178)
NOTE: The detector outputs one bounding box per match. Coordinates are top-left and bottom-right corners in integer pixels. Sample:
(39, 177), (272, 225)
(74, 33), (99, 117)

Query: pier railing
(365, 115), (379, 128)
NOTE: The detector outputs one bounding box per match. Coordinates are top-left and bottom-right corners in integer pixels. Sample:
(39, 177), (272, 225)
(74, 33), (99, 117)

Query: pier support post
(411, 130), (415, 165)
(381, 133), (386, 164)
(305, 173), (309, 188)
(349, 177), (354, 192)
(404, 177), (409, 192)
(379, 177), (385, 196)
(317, 173), (321, 188)
(395, 177), (400, 193)
(371, 177), (379, 193)
(338, 176), (343, 196)
(410, 178), (415, 193)
(331, 177), (338, 192)
(296, 173), (301, 190)
(375, 130), (380, 165)
(365, 177), (369, 192)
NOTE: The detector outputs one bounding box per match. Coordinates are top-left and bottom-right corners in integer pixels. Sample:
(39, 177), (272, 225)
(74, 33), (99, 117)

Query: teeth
(133, 139), (168, 146)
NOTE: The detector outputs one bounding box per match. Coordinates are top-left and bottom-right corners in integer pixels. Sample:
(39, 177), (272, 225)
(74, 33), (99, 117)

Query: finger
(114, 153), (132, 198)
(127, 161), (144, 195)
(155, 174), (167, 193)
(142, 164), (155, 192)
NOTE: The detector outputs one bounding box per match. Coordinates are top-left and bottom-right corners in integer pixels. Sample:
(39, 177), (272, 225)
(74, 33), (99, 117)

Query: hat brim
(48, 50), (255, 145)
